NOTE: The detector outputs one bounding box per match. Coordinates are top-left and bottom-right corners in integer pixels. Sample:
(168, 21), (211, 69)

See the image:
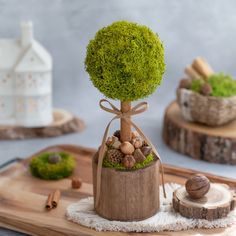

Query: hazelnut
(48, 154), (62, 164)
(201, 83), (212, 96)
(140, 146), (152, 157)
(133, 149), (146, 163)
(131, 137), (143, 149)
(179, 78), (192, 89)
(185, 174), (210, 199)
(71, 177), (82, 189)
(122, 155), (136, 169)
(120, 142), (135, 155)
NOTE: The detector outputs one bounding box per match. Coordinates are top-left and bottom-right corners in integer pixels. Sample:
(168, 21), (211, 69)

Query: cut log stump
(163, 102), (236, 165)
(92, 152), (160, 221)
(173, 183), (236, 220)
(0, 109), (85, 140)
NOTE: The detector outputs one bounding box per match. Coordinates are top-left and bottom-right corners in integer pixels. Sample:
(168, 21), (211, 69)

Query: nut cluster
(105, 130), (153, 169)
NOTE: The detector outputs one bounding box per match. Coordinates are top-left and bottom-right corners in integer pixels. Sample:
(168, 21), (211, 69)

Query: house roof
(0, 38), (52, 72)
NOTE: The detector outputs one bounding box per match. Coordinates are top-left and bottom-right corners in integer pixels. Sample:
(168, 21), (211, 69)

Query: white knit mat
(66, 183), (236, 232)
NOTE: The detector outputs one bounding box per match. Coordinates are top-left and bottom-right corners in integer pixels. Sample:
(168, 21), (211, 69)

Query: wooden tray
(0, 144), (235, 236)
(0, 109), (85, 140)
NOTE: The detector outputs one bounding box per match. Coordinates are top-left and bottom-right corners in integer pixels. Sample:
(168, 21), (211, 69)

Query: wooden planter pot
(92, 152), (160, 221)
(177, 88), (236, 126)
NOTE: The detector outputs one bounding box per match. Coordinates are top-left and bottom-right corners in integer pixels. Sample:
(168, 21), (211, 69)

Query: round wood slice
(173, 183), (235, 220)
(163, 101), (236, 165)
(0, 109), (85, 140)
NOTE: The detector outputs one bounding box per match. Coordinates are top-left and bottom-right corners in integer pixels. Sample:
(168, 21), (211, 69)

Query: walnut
(131, 137), (143, 149)
(122, 155), (136, 169)
(185, 174), (210, 199)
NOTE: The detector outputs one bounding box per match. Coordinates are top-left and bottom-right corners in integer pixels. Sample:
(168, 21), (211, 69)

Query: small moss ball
(85, 21), (165, 101)
(29, 152), (76, 180)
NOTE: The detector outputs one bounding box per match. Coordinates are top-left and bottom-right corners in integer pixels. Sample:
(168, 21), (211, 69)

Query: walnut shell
(185, 174), (210, 199)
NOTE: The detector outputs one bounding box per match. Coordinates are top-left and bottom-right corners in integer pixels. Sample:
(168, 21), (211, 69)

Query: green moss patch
(29, 152), (76, 180)
(190, 73), (236, 97)
(103, 153), (155, 170)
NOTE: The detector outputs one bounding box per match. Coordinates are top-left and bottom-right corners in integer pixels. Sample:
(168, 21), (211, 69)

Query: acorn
(131, 131), (140, 139)
(201, 83), (212, 96)
(71, 177), (82, 189)
(122, 155), (136, 169)
(140, 146), (152, 157)
(120, 141), (135, 155)
(48, 153), (62, 164)
(131, 137), (143, 149)
(179, 78), (192, 89)
(133, 149), (146, 163)
(185, 174), (210, 199)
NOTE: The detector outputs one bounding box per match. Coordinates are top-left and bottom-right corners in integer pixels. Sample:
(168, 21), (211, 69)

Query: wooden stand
(173, 183), (235, 220)
(92, 152), (160, 221)
(163, 102), (236, 165)
(0, 109), (84, 140)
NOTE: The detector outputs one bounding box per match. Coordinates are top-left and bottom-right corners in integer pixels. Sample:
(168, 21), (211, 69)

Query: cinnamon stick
(192, 57), (214, 78)
(184, 65), (201, 80)
(45, 193), (53, 210)
(52, 190), (61, 208)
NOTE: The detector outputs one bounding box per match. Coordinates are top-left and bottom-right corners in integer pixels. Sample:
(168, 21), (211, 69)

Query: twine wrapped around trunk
(177, 88), (236, 126)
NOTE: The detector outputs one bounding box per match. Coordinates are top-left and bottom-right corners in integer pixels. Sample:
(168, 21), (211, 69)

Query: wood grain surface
(163, 101), (236, 164)
(0, 144), (236, 236)
(0, 109), (85, 140)
(173, 184), (235, 220)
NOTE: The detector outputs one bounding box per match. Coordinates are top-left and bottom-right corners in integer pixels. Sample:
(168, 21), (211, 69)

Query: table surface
(1, 0), (236, 235)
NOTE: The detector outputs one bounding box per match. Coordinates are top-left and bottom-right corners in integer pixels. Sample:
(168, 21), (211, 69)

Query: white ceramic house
(0, 21), (53, 127)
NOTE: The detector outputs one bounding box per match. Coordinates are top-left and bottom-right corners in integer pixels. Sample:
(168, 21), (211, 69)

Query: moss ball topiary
(29, 152), (76, 180)
(85, 21), (165, 101)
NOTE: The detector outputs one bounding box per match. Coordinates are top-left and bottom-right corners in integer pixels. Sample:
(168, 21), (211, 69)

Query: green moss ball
(29, 152), (76, 180)
(85, 21), (165, 101)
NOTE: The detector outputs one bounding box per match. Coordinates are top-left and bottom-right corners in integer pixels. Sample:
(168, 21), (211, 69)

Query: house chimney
(21, 21), (33, 47)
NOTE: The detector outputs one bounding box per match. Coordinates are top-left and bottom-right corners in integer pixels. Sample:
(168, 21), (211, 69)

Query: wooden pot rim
(93, 153), (159, 173)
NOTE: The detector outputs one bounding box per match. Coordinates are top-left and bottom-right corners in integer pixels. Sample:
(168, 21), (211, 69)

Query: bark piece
(163, 102), (236, 165)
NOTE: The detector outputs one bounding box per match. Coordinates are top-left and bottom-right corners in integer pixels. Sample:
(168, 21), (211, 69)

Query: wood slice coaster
(0, 109), (85, 140)
(163, 101), (236, 165)
(173, 183), (236, 220)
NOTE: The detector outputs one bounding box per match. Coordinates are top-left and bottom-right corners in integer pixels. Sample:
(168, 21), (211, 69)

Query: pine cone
(106, 149), (124, 164)
(113, 130), (121, 140)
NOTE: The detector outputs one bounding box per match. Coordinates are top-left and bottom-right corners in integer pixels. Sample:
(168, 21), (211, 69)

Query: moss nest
(190, 73), (236, 97)
(85, 21), (165, 101)
(103, 152), (155, 170)
(29, 152), (76, 180)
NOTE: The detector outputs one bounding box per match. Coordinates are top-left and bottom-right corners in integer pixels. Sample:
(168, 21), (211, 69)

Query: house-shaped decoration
(0, 21), (52, 127)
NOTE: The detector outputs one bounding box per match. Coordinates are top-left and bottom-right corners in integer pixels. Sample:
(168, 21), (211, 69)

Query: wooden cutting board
(0, 144), (236, 236)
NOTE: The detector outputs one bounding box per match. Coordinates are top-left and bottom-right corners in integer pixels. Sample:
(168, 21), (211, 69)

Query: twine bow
(95, 99), (166, 208)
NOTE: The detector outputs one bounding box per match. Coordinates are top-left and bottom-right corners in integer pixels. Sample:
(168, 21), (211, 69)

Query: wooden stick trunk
(120, 101), (131, 142)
